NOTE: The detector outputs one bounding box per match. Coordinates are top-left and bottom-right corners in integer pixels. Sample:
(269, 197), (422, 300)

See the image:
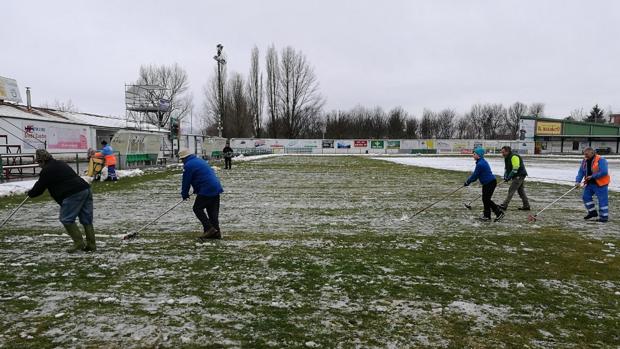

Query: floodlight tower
(213, 44), (227, 138)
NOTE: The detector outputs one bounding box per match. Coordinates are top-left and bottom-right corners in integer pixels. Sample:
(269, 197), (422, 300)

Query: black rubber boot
(584, 211), (599, 220)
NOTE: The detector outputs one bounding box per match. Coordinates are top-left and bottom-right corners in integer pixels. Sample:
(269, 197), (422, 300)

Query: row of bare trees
(126, 60), (611, 140)
(324, 102), (545, 140)
(203, 45), (324, 138)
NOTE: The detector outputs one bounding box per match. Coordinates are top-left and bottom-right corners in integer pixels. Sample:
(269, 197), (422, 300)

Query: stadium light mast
(213, 44), (227, 138)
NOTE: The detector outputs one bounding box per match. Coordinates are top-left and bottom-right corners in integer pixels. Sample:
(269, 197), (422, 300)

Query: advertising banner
(287, 139), (320, 148)
(386, 140), (401, 149)
(354, 140), (368, 148)
(400, 140), (418, 149)
(322, 139), (334, 148)
(519, 119), (536, 140)
(536, 121), (562, 135)
(371, 140), (384, 149)
(336, 140), (352, 149)
(22, 121), (88, 150)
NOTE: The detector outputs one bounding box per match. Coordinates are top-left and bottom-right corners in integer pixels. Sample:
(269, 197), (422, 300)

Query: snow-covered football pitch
(0, 155), (618, 348)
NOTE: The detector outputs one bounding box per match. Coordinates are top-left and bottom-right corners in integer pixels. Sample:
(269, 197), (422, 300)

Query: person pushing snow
(499, 146), (530, 211)
(179, 148), (224, 240)
(576, 147), (610, 223)
(464, 147), (505, 222)
(28, 149), (96, 253)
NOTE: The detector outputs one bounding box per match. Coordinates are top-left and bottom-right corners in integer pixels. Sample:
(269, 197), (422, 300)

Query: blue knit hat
(473, 147), (485, 157)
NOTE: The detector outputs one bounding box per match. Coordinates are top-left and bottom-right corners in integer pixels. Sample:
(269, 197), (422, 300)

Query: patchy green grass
(0, 156), (618, 348)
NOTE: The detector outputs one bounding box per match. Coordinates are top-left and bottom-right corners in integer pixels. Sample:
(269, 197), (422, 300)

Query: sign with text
(322, 139), (334, 148)
(536, 121), (562, 135)
(354, 140), (368, 148)
(22, 121), (88, 150)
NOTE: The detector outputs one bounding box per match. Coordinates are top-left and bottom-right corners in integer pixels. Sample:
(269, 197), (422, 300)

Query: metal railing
(0, 151), (125, 182)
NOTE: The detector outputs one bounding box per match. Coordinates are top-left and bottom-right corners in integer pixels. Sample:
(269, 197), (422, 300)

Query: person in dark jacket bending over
(28, 149), (96, 252)
(464, 147), (505, 222)
(222, 142), (233, 170)
(178, 148), (224, 240)
(499, 146), (530, 211)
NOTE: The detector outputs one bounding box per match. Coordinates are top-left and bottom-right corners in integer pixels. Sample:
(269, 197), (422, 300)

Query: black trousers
(224, 157), (232, 169)
(482, 179), (501, 218)
(193, 195), (220, 232)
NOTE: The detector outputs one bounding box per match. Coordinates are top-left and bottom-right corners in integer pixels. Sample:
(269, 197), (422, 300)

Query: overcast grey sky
(2, 0), (619, 119)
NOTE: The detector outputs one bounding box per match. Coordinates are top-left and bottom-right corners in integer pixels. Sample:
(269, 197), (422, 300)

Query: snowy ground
(0, 169), (145, 198)
(376, 156), (620, 192)
(0, 156), (618, 348)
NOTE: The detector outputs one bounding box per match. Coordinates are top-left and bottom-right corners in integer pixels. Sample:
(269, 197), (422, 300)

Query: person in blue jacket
(100, 140), (118, 181)
(178, 148), (224, 240)
(464, 148), (505, 222)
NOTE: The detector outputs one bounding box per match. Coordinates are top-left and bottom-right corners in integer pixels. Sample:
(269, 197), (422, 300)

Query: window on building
(572, 141), (579, 151)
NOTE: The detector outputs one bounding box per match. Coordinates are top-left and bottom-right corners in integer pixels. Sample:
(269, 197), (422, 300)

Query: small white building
(0, 102), (168, 167)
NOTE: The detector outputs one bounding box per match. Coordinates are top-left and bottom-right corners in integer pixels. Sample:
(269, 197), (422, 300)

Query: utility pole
(213, 44), (227, 138)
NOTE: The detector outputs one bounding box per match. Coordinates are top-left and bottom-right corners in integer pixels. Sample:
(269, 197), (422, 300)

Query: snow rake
(528, 185), (579, 222)
(122, 199), (186, 240)
(412, 185), (465, 218)
(0, 196), (29, 229)
(464, 180), (505, 210)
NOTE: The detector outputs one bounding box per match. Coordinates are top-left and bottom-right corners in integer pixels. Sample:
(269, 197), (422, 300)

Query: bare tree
(387, 107), (407, 138)
(436, 109), (456, 139)
(133, 63), (190, 128)
(405, 117), (419, 139)
(420, 109), (436, 139)
(277, 46), (324, 138)
(202, 66), (227, 136)
(225, 73), (253, 137)
(247, 46), (264, 138)
(41, 99), (80, 112)
(454, 116), (473, 139)
(265, 45), (279, 138)
(507, 102), (527, 138)
(566, 107), (584, 121)
(528, 103), (545, 118)
(480, 104), (507, 139)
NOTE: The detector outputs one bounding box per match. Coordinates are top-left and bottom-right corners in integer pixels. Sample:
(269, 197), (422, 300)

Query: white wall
(228, 138), (536, 155)
(0, 117), (94, 154)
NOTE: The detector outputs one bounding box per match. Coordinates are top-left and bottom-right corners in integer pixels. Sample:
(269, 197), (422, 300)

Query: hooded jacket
(466, 157), (496, 186)
(181, 154), (224, 198)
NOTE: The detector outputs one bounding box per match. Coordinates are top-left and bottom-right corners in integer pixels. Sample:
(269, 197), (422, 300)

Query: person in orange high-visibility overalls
(100, 140), (118, 181)
(576, 147), (611, 223)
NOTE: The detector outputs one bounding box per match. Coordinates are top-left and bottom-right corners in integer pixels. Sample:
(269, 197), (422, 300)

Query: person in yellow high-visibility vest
(86, 148), (105, 179)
